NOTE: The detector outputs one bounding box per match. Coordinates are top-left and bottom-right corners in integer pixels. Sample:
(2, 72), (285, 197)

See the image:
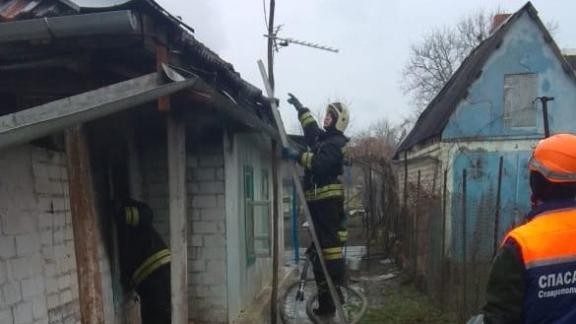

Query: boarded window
(503, 73), (538, 127)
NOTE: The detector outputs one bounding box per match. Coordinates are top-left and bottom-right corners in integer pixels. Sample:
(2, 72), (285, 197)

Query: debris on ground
(350, 272), (398, 282)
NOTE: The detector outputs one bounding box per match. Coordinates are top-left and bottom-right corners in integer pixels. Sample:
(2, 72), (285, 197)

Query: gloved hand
(281, 146), (300, 161)
(287, 93), (305, 112)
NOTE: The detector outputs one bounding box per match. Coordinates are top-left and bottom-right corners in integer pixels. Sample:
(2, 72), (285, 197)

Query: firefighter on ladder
(469, 134), (576, 323)
(284, 93), (349, 318)
(116, 200), (171, 324)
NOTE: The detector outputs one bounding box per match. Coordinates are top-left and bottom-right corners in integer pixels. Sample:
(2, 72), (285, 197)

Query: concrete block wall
(142, 133), (228, 323)
(0, 146), (80, 324)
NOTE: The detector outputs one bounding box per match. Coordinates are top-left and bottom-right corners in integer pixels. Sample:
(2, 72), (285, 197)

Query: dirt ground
(350, 259), (457, 324)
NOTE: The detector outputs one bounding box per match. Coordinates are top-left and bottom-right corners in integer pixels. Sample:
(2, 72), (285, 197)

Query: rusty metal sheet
(0, 0), (42, 20)
(0, 0), (63, 21)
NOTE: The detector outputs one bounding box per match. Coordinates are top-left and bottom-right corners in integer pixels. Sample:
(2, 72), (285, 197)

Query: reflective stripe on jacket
(132, 249), (171, 286)
(305, 184), (344, 202)
(504, 207), (576, 323)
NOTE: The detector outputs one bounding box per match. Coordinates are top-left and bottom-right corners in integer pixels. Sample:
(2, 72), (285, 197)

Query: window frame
(253, 169), (271, 257)
(243, 165), (256, 266)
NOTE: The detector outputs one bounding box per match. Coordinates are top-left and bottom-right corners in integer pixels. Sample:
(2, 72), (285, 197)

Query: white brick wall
(0, 146), (81, 324)
(142, 135), (228, 324)
(186, 141), (228, 324)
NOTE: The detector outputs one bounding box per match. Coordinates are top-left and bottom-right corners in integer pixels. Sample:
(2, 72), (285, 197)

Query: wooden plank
(156, 41), (171, 112)
(167, 115), (188, 324)
(66, 125), (105, 324)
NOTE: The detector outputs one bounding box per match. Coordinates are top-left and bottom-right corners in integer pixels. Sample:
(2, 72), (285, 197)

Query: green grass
(359, 286), (456, 324)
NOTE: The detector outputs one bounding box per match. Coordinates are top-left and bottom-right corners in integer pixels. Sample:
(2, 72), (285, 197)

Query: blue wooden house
(395, 2), (576, 267)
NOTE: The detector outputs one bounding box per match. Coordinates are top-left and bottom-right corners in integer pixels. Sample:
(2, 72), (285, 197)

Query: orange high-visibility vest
(504, 207), (576, 323)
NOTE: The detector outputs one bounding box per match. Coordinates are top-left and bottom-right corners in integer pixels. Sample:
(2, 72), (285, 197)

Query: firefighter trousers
(308, 196), (346, 314)
(137, 265), (171, 324)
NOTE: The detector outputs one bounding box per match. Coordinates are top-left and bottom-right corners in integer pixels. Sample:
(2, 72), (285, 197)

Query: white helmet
(326, 102), (349, 132)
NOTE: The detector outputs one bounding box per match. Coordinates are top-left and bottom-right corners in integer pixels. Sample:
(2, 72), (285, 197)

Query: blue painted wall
(450, 150), (531, 262)
(443, 12), (576, 140)
(438, 11), (576, 262)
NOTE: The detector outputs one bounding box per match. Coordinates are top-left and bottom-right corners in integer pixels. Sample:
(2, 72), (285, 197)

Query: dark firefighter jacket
(297, 108), (348, 200)
(483, 200), (576, 324)
(117, 202), (170, 290)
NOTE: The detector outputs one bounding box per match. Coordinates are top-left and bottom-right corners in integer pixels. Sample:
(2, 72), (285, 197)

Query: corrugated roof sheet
(396, 2), (575, 156)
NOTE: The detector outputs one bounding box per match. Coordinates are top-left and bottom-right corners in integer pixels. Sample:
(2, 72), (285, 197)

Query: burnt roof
(0, 0), (268, 115)
(0, 0), (194, 31)
(395, 2), (576, 155)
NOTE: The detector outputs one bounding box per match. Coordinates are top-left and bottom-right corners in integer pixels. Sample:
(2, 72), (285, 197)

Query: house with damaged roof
(395, 1), (576, 296)
(0, 0), (287, 323)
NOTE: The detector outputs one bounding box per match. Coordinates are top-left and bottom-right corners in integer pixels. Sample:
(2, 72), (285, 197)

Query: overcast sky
(156, 0), (576, 135)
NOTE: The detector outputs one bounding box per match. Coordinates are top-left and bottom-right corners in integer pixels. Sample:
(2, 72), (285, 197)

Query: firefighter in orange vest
(117, 200), (171, 324)
(480, 134), (576, 323)
(284, 93), (349, 317)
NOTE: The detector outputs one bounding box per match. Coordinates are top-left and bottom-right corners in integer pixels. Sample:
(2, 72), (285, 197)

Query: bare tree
(402, 7), (559, 112)
(345, 118), (409, 256)
(402, 8), (501, 111)
(456, 9), (495, 54)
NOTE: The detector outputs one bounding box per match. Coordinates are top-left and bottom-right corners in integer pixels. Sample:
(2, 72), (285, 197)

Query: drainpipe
(0, 10), (139, 44)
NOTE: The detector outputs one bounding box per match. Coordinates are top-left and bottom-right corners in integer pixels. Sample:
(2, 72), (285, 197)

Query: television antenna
(264, 34), (339, 53)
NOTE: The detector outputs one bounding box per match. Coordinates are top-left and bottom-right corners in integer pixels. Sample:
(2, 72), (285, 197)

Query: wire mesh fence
(397, 165), (507, 321)
(284, 150), (515, 321)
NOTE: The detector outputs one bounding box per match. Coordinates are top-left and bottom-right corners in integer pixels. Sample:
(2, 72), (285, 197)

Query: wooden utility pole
(263, 3), (344, 321)
(267, 1), (280, 323)
(267, 0), (276, 89)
